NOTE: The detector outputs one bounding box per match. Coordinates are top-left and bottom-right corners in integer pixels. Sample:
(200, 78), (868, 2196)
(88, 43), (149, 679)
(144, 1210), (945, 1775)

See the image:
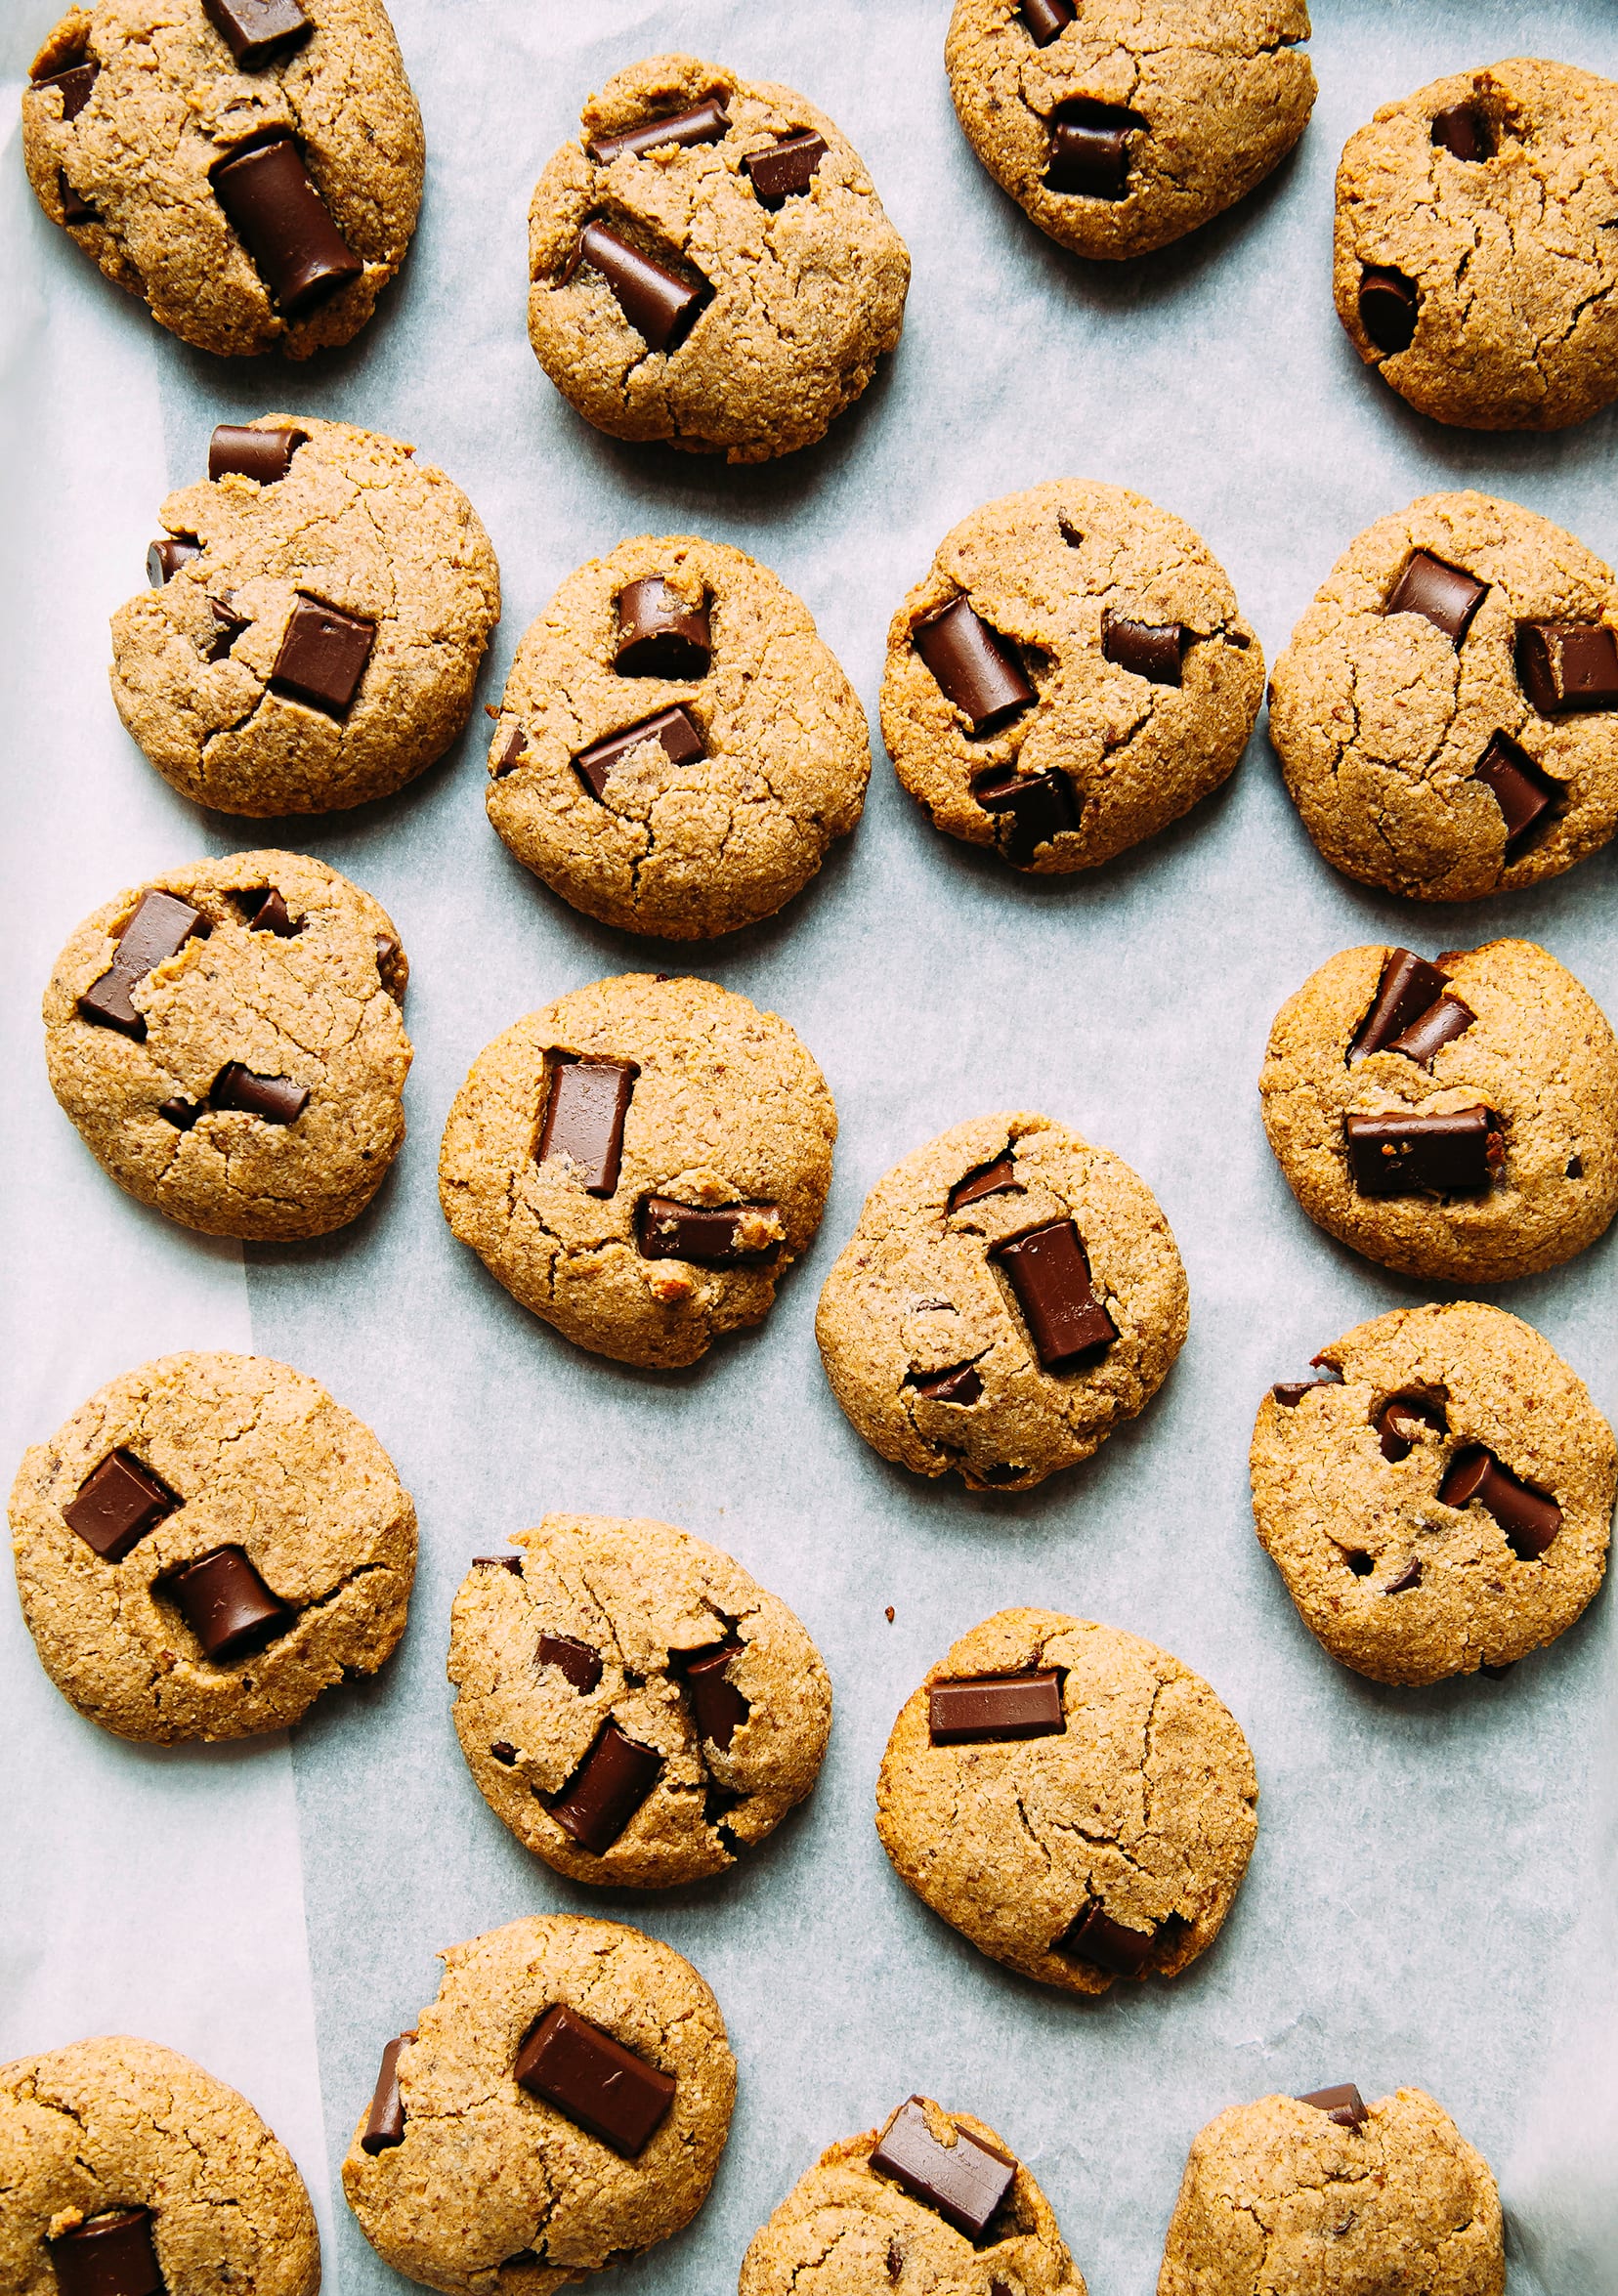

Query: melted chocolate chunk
(537, 1634), (603, 1694)
(159, 1098), (202, 1129)
(1359, 266), (1418, 354)
(676, 1641), (749, 1750)
(1384, 551), (1487, 644)
(928, 1670), (1064, 1745)
(1349, 948), (1451, 1062)
(972, 765), (1080, 865)
(993, 1221), (1116, 1368)
(910, 1363), (984, 1406)
(949, 1155), (1019, 1212)
(1384, 1558), (1423, 1594)
(1386, 993), (1474, 1069)
(636, 1196), (779, 1265)
(574, 705), (704, 798)
(168, 1546), (291, 1662)
(536, 1057), (637, 1196)
(870, 2099), (1016, 2240)
(1054, 1900), (1155, 1977)
(514, 2004), (675, 2158)
(1045, 99), (1143, 199)
(1021, 0), (1076, 42)
(1375, 1389), (1448, 1463)
(1471, 730), (1560, 848)
(210, 1064), (309, 1124)
(1343, 1107), (1502, 1197)
(547, 1722), (662, 1853)
(79, 889), (208, 1038)
(1299, 2084), (1367, 2130)
(615, 578), (711, 678)
(63, 1450), (181, 1561)
(743, 130), (827, 208)
(212, 133), (362, 316)
(1516, 620), (1618, 716)
(564, 223), (711, 354)
(1102, 612), (1185, 685)
(914, 597), (1034, 734)
(148, 536), (202, 586)
(360, 2033), (413, 2154)
(201, 0), (312, 71)
(1439, 1447), (1561, 1558)
(271, 596), (375, 716)
(50, 2212), (163, 2296)
(208, 423), (306, 483)
(1431, 104), (1494, 161)
(587, 98), (730, 168)
(33, 59), (101, 119)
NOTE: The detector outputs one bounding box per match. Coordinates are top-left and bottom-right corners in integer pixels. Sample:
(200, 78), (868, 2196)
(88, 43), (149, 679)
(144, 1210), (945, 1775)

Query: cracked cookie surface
(880, 483), (1263, 873)
(1157, 2087), (1504, 2296)
(447, 1514), (830, 1889)
(946, 0), (1314, 261)
(9, 1350), (415, 1742)
(816, 1112), (1188, 1491)
(1258, 939), (1618, 1282)
(44, 850), (412, 1241)
(875, 1609), (1258, 1996)
(22, 0), (421, 360)
(113, 415), (500, 816)
(527, 53), (910, 463)
(1334, 57), (1618, 432)
(1270, 492), (1618, 900)
(340, 1916), (735, 2296)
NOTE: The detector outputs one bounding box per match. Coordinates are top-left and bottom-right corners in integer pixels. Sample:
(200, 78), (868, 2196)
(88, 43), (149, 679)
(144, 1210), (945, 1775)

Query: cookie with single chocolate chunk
(341, 1916), (734, 2296)
(44, 850), (411, 1240)
(816, 1112), (1188, 1491)
(447, 1514), (830, 1888)
(1335, 58), (1618, 431)
(1258, 939), (1618, 1282)
(22, 1), (421, 359)
(946, 0), (1315, 261)
(1270, 492), (1618, 899)
(880, 483), (1263, 873)
(1253, 1302), (1614, 1685)
(438, 973), (834, 1369)
(527, 53), (909, 462)
(487, 534), (867, 938)
(113, 415), (499, 816)
(875, 1609), (1257, 1996)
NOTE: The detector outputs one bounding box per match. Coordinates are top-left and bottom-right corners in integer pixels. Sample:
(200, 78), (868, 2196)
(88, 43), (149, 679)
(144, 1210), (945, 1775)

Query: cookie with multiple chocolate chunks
(447, 1514), (831, 1888)
(875, 1609), (1258, 1996)
(21, 0), (421, 359)
(487, 534), (868, 938)
(528, 53), (909, 462)
(1270, 492), (1618, 899)
(341, 1916), (735, 2296)
(880, 483), (1263, 874)
(438, 973), (834, 1369)
(44, 850), (410, 1240)
(816, 1113), (1188, 1491)
(1259, 940), (1618, 1282)
(112, 415), (499, 815)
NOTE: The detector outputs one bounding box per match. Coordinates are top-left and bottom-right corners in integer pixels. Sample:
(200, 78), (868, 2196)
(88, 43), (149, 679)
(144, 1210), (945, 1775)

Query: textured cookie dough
(739, 2097), (1086, 2296)
(816, 1112), (1188, 1492)
(1259, 939), (1618, 1282)
(341, 1916), (735, 2296)
(880, 483), (1263, 873)
(1270, 492), (1618, 900)
(528, 54), (910, 462)
(1157, 2087), (1504, 2296)
(448, 1514), (830, 1888)
(875, 1609), (1258, 1995)
(44, 850), (411, 1241)
(0, 2033), (319, 2296)
(487, 534), (867, 938)
(9, 1351), (415, 1743)
(1335, 58), (1618, 432)
(946, 0), (1314, 261)
(1252, 1302), (1614, 1685)
(439, 974), (834, 1369)
(22, 0), (421, 360)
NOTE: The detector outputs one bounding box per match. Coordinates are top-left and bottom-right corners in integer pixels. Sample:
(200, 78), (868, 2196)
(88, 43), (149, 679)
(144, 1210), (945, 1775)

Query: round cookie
(875, 1608), (1258, 1995)
(1269, 492), (1618, 901)
(44, 850), (411, 1241)
(527, 54), (910, 463)
(447, 1514), (831, 1889)
(439, 973), (834, 1369)
(8, 1351), (416, 1743)
(113, 415), (500, 816)
(0, 2033), (319, 2296)
(1157, 2085), (1504, 2296)
(487, 534), (868, 939)
(22, 0), (421, 361)
(816, 1112), (1188, 1492)
(1334, 58), (1618, 432)
(945, 0), (1315, 262)
(341, 1915), (735, 2296)
(880, 483), (1263, 874)
(739, 2095), (1086, 2296)
(1258, 938), (1618, 1283)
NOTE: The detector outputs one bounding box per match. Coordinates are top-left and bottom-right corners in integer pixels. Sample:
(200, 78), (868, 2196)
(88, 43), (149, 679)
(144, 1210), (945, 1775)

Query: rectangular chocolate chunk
(209, 422), (306, 483)
(33, 59), (100, 118)
(212, 132), (362, 316)
(678, 1641), (748, 1749)
(537, 1056), (637, 1196)
(1348, 947), (1451, 1062)
(1431, 104), (1493, 161)
(49, 2211), (162, 2296)
(1299, 2084), (1368, 2129)
(60, 167), (98, 224)
(915, 597), (1034, 734)
(636, 1196), (781, 1264)
(1386, 993), (1473, 1068)
(1438, 1446), (1561, 1558)
(210, 1063), (309, 1124)
(1516, 620), (1618, 715)
(63, 1450), (181, 1561)
(928, 1669), (1064, 1745)
(972, 765), (1080, 865)
(79, 889), (208, 1037)
(493, 724), (529, 776)
(870, 2099), (1016, 2240)
(1021, 0), (1076, 43)
(148, 535), (202, 586)
(201, 0), (313, 71)
(910, 1363), (984, 1406)
(1384, 551), (1487, 644)
(271, 596), (374, 716)
(361, 2033), (413, 2154)
(1045, 101), (1142, 199)
(537, 1633), (603, 1693)
(168, 1545), (290, 1662)
(241, 886), (297, 936)
(615, 578), (711, 678)
(992, 1221), (1117, 1368)
(588, 97), (730, 168)
(514, 2003), (675, 2158)
(743, 130), (828, 207)
(574, 705), (704, 799)
(1472, 730), (1560, 846)
(567, 223), (711, 355)
(547, 1721), (662, 1853)
(1343, 1108), (1501, 1197)
(1054, 1900), (1156, 1977)
(949, 1155), (1019, 1212)
(1102, 612), (1185, 685)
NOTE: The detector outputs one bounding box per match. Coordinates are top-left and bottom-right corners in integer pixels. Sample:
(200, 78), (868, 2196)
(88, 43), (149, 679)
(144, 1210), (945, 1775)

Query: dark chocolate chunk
(972, 765), (1081, 865)
(1375, 1389), (1448, 1463)
(79, 889), (208, 1038)
(360, 2033), (413, 2154)
(514, 2004), (675, 2157)
(993, 1221), (1117, 1368)
(168, 1545), (291, 1662)
(547, 1721), (662, 1853)
(202, 0), (312, 70)
(587, 97), (730, 168)
(208, 422), (306, 483)
(1516, 620), (1618, 716)
(537, 1633), (603, 1694)
(949, 1155), (1019, 1212)
(910, 1363), (984, 1406)
(271, 595), (375, 716)
(537, 1056), (637, 1196)
(1021, 0), (1076, 43)
(1054, 1900), (1156, 1977)
(1384, 1558), (1423, 1594)
(574, 704), (704, 798)
(493, 724), (529, 776)
(206, 599), (248, 661)
(60, 167), (98, 224)
(1439, 1446), (1561, 1558)
(148, 536), (202, 586)
(743, 130), (828, 208)
(615, 577), (711, 678)
(50, 2211), (163, 2296)
(678, 1641), (749, 1750)
(1299, 2084), (1368, 2130)
(636, 1196), (779, 1265)
(210, 1063), (309, 1124)
(1349, 948), (1451, 1062)
(1384, 551), (1487, 644)
(1273, 1381), (1330, 1406)
(928, 1669), (1064, 1745)
(475, 1554), (524, 1574)
(490, 1741), (517, 1765)
(1471, 730), (1559, 848)
(1102, 612), (1185, 686)
(212, 133), (362, 315)
(240, 886), (297, 935)
(914, 597), (1034, 735)
(1343, 1107), (1502, 1197)
(159, 1098), (202, 1129)
(63, 1450), (181, 1561)
(34, 59), (101, 119)
(1045, 99), (1142, 199)
(1387, 993), (1474, 1068)
(1431, 104), (1494, 161)
(870, 2099), (1016, 2240)
(566, 223), (711, 354)
(1359, 266), (1418, 354)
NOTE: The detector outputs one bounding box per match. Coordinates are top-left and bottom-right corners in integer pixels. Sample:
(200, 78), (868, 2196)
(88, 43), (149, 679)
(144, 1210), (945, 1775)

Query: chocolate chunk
(79, 889), (208, 1038)
(1516, 620), (1618, 715)
(206, 599), (248, 661)
(993, 1222), (1117, 1369)
(360, 2033), (413, 2154)
(238, 886), (296, 935)
(678, 1641), (749, 1750)
(202, 0), (312, 70)
(743, 130), (828, 208)
(493, 725), (529, 776)
(1102, 612), (1185, 686)
(1471, 730), (1560, 847)
(1349, 948), (1451, 1062)
(928, 1669), (1064, 1745)
(1384, 551), (1487, 644)
(537, 1633), (603, 1693)
(63, 1450), (181, 1561)
(490, 1741), (517, 1765)
(914, 597), (1034, 735)
(210, 1063), (309, 1124)
(1439, 1447), (1561, 1558)
(537, 1056), (637, 1196)
(1431, 104), (1494, 161)
(566, 223), (711, 354)
(168, 1546), (291, 1662)
(574, 704), (704, 799)
(1375, 1389), (1448, 1463)
(271, 596), (375, 716)
(1387, 994), (1474, 1068)
(33, 59), (100, 119)
(148, 536), (202, 586)
(949, 1155), (1019, 1212)
(1384, 1558), (1423, 1594)
(514, 2004), (675, 2157)
(1359, 266), (1418, 354)
(1567, 1154), (1585, 1179)
(1299, 2084), (1368, 2130)
(212, 134), (362, 315)
(1272, 1376), (1340, 1406)
(972, 765), (1081, 865)
(911, 1363), (984, 1406)
(208, 422), (306, 483)
(159, 1098), (202, 1129)
(547, 1721), (662, 1853)
(870, 2099), (1016, 2240)
(1021, 0), (1076, 43)
(1054, 1901), (1156, 1977)
(50, 2212), (163, 2296)
(587, 97), (730, 168)
(475, 1554), (524, 1574)
(636, 1196), (779, 1265)
(1343, 1108), (1502, 1197)
(60, 167), (98, 224)
(615, 578), (711, 678)
(1045, 99), (1142, 199)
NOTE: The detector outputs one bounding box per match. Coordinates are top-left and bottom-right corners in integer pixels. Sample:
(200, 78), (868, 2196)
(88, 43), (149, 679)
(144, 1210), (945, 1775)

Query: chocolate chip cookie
(1259, 939), (1618, 1283)
(880, 483), (1263, 873)
(816, 1112), (1188, 1492)
(527, 53), (910, 463)
(439, 973), (834, 1369)
(44, 850), (411, 1241)
(113, 416), (499, 816)
(1269, 491), (1618, 900)
(1336, 58), (1618, 431)
(22, 0), (422, 360)
(946, 0), (1315, 262)
(341, 1916), (735, 2296)
(875, 1609), (1258, 1996)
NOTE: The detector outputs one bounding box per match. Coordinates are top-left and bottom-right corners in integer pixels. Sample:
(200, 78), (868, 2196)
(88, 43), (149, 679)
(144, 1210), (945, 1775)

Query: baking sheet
(4, 2), (1618, 2290)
